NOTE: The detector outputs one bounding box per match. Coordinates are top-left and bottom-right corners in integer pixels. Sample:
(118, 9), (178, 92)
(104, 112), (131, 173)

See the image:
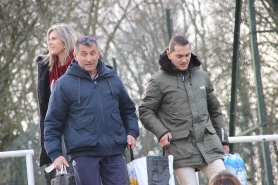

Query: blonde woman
(35, 23), (77, 185)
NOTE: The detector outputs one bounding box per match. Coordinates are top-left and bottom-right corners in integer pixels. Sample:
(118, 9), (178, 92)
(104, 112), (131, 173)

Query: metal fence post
(166, 8), (172, 41)
(229, 0), (242, 154)
(247, 0), (274, 184)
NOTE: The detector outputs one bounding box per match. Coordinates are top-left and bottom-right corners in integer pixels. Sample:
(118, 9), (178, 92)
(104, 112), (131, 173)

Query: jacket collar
(68, 59), (115, 79)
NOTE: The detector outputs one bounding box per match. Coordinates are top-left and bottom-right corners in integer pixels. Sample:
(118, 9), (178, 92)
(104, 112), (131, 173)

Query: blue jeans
(72, 155), (126, 185)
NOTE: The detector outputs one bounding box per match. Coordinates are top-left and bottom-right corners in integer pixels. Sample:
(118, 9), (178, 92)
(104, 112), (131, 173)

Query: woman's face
(48, 31), (65, 56)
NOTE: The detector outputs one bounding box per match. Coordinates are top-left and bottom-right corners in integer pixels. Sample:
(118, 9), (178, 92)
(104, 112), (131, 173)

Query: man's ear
(73, 52), (76, 59)
(166, 49), (171, 60)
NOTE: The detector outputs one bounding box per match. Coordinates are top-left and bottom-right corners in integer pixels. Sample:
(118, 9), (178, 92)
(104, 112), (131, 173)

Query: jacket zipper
(94, 80), (108, 155)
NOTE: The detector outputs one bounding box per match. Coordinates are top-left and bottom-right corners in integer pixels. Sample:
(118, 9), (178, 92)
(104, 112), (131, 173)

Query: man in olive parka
(139, 35), (229, 185)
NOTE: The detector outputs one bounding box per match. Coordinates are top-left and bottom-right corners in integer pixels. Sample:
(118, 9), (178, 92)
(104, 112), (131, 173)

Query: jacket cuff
(222, 141), (229, 145)
(127, 130), (139, 139)
(49, 151), (62, 162)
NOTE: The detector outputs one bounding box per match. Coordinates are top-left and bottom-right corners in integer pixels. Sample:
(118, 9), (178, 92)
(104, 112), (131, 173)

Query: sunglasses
(77, 37), (97, 43)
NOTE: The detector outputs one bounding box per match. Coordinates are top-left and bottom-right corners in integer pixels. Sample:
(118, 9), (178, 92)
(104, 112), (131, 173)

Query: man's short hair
(169, 34), (190, 53)
(74, 36), (98, 53)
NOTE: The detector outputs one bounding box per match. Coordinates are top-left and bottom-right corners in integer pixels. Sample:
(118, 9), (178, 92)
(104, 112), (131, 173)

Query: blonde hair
(36, 23), (77, 71)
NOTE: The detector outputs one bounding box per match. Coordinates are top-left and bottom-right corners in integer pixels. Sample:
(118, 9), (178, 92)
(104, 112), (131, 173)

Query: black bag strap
(162, 146), (167, 156)
(130, 148), (135, 161)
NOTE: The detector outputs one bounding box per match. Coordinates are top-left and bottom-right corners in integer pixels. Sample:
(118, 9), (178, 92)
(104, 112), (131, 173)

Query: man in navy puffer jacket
(44, 36), (139, 185)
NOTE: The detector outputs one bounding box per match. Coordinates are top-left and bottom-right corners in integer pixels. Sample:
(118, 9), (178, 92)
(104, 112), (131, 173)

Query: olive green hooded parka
(139, 50), (229, 169)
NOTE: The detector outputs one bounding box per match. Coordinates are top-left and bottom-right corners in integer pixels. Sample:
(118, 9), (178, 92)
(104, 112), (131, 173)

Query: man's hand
(159, 132), (172, 146)
(126, 135), (136, 150)
(223, 145), (230, 155)
(53, 156), (69, 171)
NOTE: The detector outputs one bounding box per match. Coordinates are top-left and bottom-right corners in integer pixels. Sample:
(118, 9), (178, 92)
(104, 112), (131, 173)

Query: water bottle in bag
(235, 153), (247, 185)
(223, 153), (237, 175)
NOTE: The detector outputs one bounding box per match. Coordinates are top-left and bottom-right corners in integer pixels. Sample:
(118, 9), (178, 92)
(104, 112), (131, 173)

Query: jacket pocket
(171, 129), (190, 140)
(70, 115), (94, 129)
(205, 125), (216, 134)
(204, 126), (222, 154)
(168, 130), (193, 159)
(111, 112), (123, 125)
(111, 112), (126, 144)
(66, 115), (97, 151)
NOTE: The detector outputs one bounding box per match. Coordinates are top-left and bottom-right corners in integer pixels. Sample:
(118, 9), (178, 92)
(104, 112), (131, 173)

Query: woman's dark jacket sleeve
(36, 57), (52, 167)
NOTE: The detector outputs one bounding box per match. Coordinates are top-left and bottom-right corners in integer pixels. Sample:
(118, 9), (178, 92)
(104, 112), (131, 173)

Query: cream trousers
(174, 159), (226, 185)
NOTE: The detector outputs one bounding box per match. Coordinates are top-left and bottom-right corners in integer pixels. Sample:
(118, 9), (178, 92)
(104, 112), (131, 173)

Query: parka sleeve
(139, 77), (169, 141)
(44, 81), (68, 161)
(116, 77), (139, 139)
(206, 75), (229, 145)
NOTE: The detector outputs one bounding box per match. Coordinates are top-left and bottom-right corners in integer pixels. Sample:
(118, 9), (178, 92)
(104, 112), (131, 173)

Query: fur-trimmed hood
(158, 49), (201, 73)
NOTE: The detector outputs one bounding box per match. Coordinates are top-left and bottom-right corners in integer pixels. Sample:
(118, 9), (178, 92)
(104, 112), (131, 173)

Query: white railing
(228, 134), (278, 143)
(0, 149), (35, 185)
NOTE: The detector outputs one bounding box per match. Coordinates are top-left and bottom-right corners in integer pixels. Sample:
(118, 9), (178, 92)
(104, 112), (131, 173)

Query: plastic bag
(127, 149), (175, 185)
